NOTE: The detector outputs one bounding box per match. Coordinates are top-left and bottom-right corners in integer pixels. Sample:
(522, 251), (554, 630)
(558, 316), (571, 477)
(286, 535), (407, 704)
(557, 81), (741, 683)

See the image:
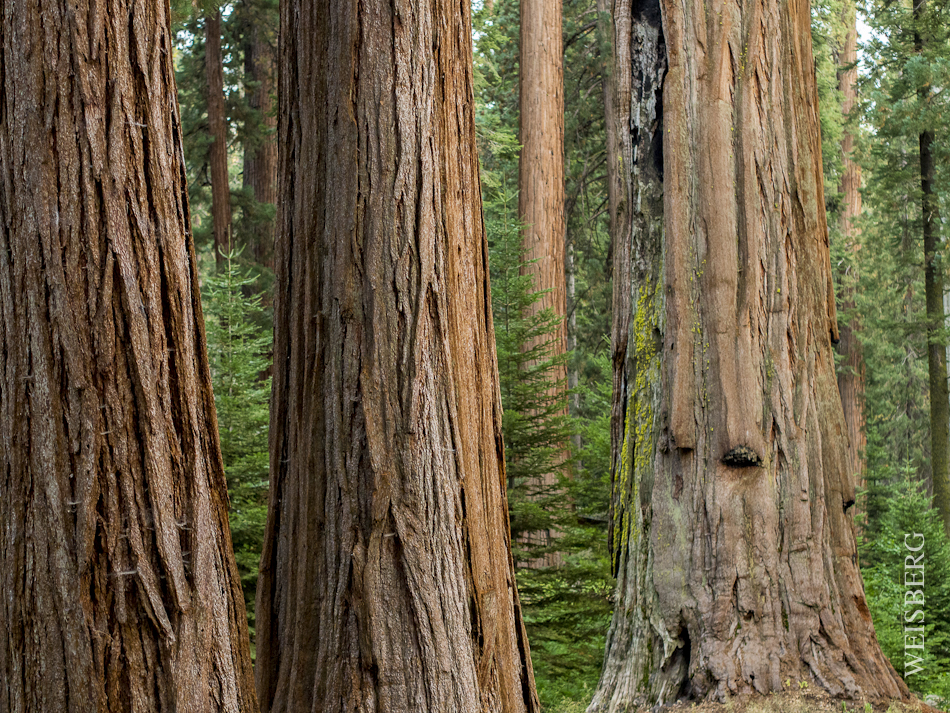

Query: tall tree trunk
(568, 240), (582, 454)
(0, 1), (259, 710)
(916, 0), (950, 536)
(590, 0), (909, 706)
(519, 0), (567, 561)
(206, 8), (232, 266)
(254, 1), (540, 711)
(834, 2), (867, 525)
(242, 5), (277, 270)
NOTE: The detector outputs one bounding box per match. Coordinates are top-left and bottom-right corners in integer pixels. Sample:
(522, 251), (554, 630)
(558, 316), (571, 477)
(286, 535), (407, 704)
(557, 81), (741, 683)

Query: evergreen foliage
(860, 0), (950, 529)
(474, 11), (615, 685)
(810, 0), (847, 218)
(837, 0), (950, 705)
(173, 0), (278, 272)
(484, 178), (614, 710)
(202, 254), (272, 647)
(860, 464), (950, 705)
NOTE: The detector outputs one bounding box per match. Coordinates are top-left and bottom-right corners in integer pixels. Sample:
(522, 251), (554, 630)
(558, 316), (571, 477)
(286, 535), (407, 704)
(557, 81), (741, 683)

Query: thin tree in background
(239, 0), (278, 270)
(254, 0), (541, 710)
(206, 6), (232, 266)
(835, 0), (868, 509)
(0, 0), (258, 708)
(915, 0), (950, 536)
(591, 0), (908, 706)
(519, 0), (568, 562)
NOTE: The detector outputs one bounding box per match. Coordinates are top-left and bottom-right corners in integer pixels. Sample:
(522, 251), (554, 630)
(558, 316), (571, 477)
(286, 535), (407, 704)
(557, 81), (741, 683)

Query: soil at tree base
(629, 690), (942, 713)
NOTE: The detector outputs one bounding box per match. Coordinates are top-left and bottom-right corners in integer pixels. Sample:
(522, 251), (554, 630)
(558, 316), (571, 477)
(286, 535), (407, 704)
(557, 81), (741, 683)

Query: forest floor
(557, 691), (945, 713)
(648, 691), (942, 713)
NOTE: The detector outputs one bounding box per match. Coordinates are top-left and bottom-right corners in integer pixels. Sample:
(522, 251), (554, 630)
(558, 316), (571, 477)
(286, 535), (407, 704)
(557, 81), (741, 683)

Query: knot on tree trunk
(721, 445), (762, 468)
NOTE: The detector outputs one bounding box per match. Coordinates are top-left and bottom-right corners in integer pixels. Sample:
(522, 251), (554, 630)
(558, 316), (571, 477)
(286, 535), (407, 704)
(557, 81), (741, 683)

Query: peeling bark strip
(591, 0), (908, 707)
(0, 1), (259, 711)
(254, 1), (540, 712)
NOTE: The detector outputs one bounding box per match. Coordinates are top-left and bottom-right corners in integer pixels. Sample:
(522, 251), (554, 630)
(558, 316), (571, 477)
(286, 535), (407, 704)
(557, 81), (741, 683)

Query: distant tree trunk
(567, 240), (582, 454)
(519, 0), (567, 562)
(0, 1), (259, 710)
(916, 0), (950, 536)
(834, 2), (867, 524)
(242, 8), (277, 270)
(254, 0), (541, 711)
(590, 0), (909, 707)
(206, 8), (232, 266)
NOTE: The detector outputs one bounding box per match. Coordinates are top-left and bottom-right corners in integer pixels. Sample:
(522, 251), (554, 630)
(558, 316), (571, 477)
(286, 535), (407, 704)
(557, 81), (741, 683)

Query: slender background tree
(833, 0), (868, 503)
(205, 4), (233, 265)
(519, 0), (570, 565)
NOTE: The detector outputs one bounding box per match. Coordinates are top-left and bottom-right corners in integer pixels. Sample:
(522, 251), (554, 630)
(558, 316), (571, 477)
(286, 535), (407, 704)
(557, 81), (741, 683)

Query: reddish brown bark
(591, 0), (908, 706)
(519, 0), (566, 387)
(254, 0), (540, 711)
(0, 0), (258, 709)
(834, 4), (867, 523)
(206, 8), (232, 266)
(519, 0), (568, 564)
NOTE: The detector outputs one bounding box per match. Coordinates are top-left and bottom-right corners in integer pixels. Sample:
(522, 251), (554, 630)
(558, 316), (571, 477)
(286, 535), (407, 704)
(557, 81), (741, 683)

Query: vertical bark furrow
(255, 1), (539, 711)
(594, 0), (672, 706)
(592, 0), (908, 706)
(0, 1), (258, 711)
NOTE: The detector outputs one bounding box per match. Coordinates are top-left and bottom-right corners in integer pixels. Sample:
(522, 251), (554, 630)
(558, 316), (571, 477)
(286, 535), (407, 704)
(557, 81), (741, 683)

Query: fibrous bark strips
(0, 1), (259, 710)
(255, 1), (540, 711)
(592, 0), (909, 707)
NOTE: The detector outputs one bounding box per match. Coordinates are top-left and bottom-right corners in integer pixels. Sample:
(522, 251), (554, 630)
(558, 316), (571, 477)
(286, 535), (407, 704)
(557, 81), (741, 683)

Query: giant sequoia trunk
(0, 1), (259, 710)
(206, 8), (232, 266)
(591, 0), (909, 707)
(834, 3), (867, 502)
(518, 0), (568, 561)
(254, 1), (540, 711)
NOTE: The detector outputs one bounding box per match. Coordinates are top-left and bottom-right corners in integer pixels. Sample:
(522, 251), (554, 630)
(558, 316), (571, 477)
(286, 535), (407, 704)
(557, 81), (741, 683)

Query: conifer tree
(861, 464), (950, 700)
(862, 0), (950, 534)
(203, 254), (272, 642)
